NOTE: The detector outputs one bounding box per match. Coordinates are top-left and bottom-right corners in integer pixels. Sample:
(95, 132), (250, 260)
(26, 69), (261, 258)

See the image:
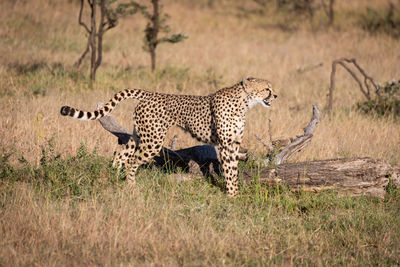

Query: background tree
(138, 0), (187, 72)
(321, 0), (335, 26)
(76, 0), (140, 82)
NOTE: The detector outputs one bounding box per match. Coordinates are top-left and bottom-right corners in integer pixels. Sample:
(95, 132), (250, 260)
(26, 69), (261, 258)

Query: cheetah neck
(247, 98), (264, 109)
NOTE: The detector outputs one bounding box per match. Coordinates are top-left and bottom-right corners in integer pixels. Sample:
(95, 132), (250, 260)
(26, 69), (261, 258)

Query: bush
(357, 79), (400, 118)
(360, 3), (400, 39)
(0, 143), (122, 200)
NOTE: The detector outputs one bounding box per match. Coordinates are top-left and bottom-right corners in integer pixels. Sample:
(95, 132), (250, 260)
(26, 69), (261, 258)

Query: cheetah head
(242, 77), (278, 108)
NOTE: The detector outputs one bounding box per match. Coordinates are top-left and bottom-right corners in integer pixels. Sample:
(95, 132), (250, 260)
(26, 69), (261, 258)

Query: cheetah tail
(60, 88), (152, 121)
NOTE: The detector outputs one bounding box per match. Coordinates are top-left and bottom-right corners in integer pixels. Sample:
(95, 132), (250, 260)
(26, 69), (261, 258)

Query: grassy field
(1, 0), (400, 265)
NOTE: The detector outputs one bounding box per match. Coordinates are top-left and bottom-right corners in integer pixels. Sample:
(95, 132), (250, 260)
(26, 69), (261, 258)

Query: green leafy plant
(360, 2), (400, 39)
(0, 142), (122, 200)
(357, 80), (400, 119)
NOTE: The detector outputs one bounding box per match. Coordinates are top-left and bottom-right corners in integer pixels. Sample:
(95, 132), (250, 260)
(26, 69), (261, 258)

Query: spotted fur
(60, 77), (277, 196)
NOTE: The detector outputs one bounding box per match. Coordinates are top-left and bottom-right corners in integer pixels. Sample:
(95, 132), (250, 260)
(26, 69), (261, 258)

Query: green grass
(1, 142), (123, 200)
(1, 143), (399, 265)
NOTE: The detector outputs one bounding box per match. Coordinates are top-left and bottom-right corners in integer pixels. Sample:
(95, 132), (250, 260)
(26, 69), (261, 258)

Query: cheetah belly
(179, 119), (215, 144)
(176, 109), (216, 144)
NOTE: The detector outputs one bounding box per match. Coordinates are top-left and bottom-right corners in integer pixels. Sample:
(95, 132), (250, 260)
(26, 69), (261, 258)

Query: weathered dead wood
(242, 158), (400, 198)
(328, 58), (379, 118)
(274, 103), (321, 165)
(251, 103), (320, 165)
(96, 102), (398, 197)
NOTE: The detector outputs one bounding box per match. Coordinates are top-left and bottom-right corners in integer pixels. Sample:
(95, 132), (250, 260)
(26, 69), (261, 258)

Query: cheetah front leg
(219, 143), (240, 197)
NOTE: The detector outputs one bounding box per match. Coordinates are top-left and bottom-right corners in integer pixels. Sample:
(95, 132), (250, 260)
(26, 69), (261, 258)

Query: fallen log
(242, 157), (400, 198)
(96, 103), (399, 198)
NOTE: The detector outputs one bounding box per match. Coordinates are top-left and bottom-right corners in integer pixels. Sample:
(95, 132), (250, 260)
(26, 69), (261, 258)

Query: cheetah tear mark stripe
(60, 88), (154, 121)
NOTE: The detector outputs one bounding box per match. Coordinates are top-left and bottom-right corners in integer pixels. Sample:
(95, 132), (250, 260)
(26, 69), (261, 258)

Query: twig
(296, 62), (323, 73)
(254, 134), (273, 153)
(75, 36), (91, 69)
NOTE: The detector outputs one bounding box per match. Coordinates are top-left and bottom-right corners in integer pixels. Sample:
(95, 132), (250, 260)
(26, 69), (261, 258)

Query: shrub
(357, 79), (400, 118)
(0, 143), (122, 200)
(360, 2), (400, 39)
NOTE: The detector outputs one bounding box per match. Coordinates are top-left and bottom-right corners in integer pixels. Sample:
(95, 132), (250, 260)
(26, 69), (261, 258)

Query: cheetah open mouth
(263, 99), (271, 107)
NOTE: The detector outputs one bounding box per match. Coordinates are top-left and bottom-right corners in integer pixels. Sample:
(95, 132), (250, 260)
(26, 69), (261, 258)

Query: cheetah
(60, 77), (277, 196)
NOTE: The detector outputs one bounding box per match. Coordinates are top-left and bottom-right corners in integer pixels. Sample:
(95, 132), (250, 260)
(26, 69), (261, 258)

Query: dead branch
(96, 103), (132, 144)
(75, 36), (91, 69)
(78, 0), (90, 33)
(274, 103), (321, 164)
(328, 58), (379, 117)
(254, 134), (273, 153)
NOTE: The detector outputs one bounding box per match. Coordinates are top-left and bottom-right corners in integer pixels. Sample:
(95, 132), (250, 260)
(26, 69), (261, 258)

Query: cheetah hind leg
(112, 138), (137, 176)
(125, 131), (166, 185)
(112, 123), (139, 169)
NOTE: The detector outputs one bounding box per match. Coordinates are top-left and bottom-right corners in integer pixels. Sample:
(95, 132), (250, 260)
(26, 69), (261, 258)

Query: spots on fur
(60, 78), (277, 196)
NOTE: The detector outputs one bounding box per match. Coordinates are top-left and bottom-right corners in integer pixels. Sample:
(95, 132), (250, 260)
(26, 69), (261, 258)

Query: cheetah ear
(242, 76), (249, 89)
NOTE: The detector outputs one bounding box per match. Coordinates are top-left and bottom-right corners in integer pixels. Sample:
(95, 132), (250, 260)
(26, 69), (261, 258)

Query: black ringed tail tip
(60, 106), (70, 116)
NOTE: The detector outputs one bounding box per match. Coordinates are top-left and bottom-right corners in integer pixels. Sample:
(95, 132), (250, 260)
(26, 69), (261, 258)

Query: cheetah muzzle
(60, 77), (277, 197)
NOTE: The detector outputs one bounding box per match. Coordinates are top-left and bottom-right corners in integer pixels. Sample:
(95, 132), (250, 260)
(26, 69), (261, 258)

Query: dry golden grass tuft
(1, 0), (400, 265)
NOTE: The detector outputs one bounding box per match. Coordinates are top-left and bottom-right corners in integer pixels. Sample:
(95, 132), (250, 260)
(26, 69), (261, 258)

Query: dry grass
(1, 0), (400, 265)
(1, 163), (399, 265)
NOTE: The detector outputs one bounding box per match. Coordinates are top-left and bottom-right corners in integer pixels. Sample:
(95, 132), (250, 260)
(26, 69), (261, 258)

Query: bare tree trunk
(150, 0), (159, 72)
(327, 0), (335, 26)
(321, 0), (335, 26)
(150, 49), (156, 72)
(89, 0), (97, 82)
(94, 0), (106, 80)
